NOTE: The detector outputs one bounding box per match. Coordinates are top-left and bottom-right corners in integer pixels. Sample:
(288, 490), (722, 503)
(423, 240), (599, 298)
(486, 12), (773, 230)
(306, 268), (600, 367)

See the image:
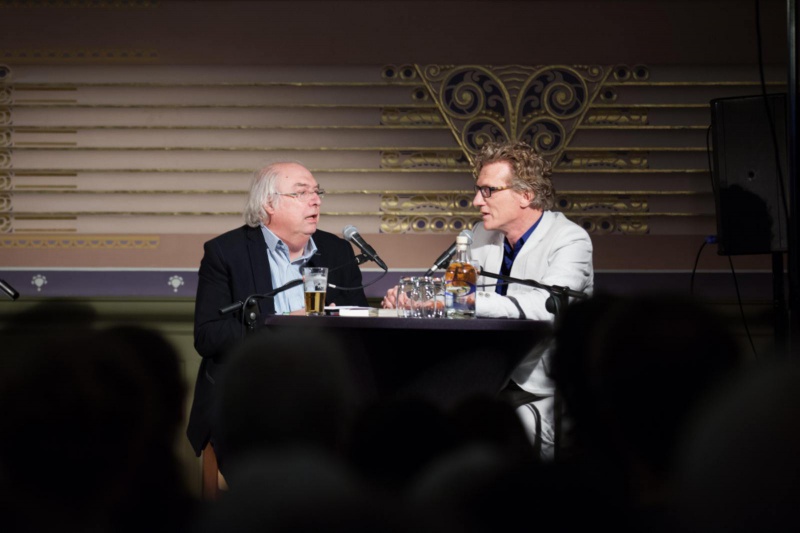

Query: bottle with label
(444, 234), (477, 318)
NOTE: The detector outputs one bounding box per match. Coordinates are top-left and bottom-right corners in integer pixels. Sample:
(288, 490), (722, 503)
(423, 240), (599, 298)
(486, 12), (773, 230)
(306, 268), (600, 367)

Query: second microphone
(343, 225), (388, 271)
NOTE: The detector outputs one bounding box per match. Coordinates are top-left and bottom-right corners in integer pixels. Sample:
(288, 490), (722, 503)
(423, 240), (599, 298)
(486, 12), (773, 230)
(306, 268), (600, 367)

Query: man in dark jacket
(187, 161), (368, 458)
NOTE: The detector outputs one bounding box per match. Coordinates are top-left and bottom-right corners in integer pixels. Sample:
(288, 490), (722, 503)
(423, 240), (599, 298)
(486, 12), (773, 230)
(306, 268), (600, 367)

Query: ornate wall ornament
(380, 107), (444, 126)
(557, 195), (649, 213)
(380, 150), (471, 169)
(574, 215), (649, 235)
(558, 152), (649, 169)
(0, 172), (10, 190)
(0, 193), (10, 211)
(0, 130), (10, 147)
(0, 65), (10, 83)
(417, 64), (610, 161)
(0, 87), (11, 105)
(380, 215), (479, 234)
(31, 274), (47, 292)
(0, 108), (10, 125)
(583, 109), (649, 125)
(381, 64), (419, 82)
(610, 64), (650, 83)
(380, 193), (479, 233)
(0, 215), (9, 233)
(0, 236), (160, 249)
(0, 150), (9, 167)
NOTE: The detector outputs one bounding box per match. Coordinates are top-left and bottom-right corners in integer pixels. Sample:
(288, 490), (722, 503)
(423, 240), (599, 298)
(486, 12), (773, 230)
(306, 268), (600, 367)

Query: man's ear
(264, 200), (276, 216)
(519, 190), (535, 207)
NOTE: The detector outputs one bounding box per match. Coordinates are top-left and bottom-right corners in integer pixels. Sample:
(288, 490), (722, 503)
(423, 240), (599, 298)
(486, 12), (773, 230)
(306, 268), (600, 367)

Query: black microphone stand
(479, 269), (588, 319)
(218, 278), (304, 332)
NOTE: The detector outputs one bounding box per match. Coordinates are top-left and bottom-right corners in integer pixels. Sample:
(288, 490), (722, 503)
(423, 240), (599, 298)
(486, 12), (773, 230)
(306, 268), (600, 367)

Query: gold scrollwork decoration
(380, 215), (479, 234)
(0, 235), (160, 249)
(557, 195), (649, 213)
(0, 131), (10, 147)
(572, 215), (649, 235)
(0, 150), (9, 167)
(617, 217), (650, 234)
(418, 64), (611, 160)
(381, 193), (475, 213)
(0, 87), (11, 105)
(584, 109), (649, 125)
(380, 151), (471, 169)
(380, 193), (479, 233)
(0, 215), (9, 233)
(380, 107), (444, 126)
(0, 193), (9, 211)
(0, 108), (10, 125)
(0, 172), (10, 190)
(558, 152), (649, 170)
(0, 64), (10, 84)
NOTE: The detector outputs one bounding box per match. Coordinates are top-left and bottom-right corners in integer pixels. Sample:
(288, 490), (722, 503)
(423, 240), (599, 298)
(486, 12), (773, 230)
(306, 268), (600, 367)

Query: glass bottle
(444, 234), (477, 318)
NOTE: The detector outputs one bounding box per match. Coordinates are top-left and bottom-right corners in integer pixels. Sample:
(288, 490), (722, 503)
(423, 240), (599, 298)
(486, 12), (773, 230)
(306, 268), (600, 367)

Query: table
(263, 315), (551, 409)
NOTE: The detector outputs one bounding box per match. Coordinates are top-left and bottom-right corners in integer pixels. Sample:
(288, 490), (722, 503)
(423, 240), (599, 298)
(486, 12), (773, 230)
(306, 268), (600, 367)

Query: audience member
(211, 326), (363, 482)
(0, 304), (197, 533)
(672, 358), (800, 533)
(550, 292), (743, 530)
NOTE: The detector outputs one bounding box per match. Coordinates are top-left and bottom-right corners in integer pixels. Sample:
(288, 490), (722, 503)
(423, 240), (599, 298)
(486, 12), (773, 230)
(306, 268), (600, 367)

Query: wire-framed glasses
(277, 188), (326, 200)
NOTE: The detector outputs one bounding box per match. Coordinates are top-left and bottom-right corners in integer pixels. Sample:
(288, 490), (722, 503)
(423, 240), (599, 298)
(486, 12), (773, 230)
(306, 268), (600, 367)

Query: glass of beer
(302, 266), (328, 316)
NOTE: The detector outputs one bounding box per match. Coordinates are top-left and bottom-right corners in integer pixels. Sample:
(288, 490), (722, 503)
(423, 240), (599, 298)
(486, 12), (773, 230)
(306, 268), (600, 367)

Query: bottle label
(445, 280), (476, 317)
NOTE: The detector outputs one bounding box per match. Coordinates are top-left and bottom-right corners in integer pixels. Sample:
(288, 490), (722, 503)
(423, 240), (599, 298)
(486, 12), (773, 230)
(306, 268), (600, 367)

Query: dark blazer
(186, 224), (368, 455)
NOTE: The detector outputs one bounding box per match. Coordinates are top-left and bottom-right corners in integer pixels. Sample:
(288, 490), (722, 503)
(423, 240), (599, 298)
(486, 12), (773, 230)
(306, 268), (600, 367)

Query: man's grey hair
(243, 161), (302, 227)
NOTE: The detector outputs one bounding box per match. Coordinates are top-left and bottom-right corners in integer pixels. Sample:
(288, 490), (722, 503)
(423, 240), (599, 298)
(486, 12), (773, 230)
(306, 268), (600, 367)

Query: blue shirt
(260, 224), (318, 313)
(496, 217), (542, 296)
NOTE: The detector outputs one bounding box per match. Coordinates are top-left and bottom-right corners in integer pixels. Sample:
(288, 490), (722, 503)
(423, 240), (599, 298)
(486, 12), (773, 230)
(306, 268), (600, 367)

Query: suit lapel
(245, 225), (274, 315)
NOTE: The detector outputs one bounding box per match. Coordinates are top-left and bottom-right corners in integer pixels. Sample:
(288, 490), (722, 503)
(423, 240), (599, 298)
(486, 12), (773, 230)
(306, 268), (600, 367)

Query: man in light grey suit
(469, 140), (594, 460)
(384, 140), (594, 460)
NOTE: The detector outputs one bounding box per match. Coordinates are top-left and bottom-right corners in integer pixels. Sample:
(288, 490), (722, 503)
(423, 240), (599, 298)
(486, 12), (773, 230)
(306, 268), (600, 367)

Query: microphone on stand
(424, 229), (474, 276)
(218, 278), (304, 316)
(343, 225), (388, 271)
(479, 268), (587, 319)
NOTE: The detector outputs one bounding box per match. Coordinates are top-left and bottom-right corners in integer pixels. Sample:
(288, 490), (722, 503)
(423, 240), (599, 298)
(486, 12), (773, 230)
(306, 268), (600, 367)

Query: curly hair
(474, 141), (556, 211)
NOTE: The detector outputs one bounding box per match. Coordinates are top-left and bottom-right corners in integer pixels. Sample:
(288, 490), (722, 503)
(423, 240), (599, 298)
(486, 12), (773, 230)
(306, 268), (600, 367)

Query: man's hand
(382, 286), (399, 309)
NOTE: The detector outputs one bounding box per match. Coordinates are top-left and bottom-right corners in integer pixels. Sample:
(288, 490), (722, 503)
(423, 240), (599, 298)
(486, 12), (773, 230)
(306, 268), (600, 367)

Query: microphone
(218, 278), (304, 315)
(424, 229), (474, 276)
(342, 225), (388, 271)
(0, 279), (20, 301)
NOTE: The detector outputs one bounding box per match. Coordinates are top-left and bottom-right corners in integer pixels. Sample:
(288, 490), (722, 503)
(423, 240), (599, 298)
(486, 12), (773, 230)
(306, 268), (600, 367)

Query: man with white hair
(187, 161), (368, 459)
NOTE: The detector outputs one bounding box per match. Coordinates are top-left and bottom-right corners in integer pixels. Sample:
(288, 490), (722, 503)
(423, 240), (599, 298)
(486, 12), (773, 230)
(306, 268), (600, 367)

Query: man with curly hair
(470, 140), (593, 318)
(384, 140), (593, 460)
(471, 140), (594, 460)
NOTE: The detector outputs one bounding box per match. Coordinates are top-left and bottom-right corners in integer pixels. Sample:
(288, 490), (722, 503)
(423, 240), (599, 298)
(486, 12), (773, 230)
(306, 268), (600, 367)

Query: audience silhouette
(4, 291), (794, 533)
(1, 303), (197, 533)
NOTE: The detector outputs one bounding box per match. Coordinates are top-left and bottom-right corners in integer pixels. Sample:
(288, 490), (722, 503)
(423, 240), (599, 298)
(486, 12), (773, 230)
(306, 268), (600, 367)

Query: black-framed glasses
(277, 188), (326, 200)
(474, 184), (512, 198)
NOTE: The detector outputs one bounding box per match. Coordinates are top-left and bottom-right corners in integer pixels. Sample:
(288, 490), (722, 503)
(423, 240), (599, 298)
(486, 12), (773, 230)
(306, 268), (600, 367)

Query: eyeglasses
(277, 188), (326, 200)
(474, 184), (512, 198)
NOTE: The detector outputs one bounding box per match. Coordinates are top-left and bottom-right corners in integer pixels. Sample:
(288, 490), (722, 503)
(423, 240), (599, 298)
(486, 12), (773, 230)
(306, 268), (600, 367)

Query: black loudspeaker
(710, 94), (788, 255)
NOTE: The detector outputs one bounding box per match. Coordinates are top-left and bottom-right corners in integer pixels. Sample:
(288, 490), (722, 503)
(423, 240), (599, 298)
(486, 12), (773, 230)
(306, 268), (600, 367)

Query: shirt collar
(260, 224), (318, 262)
(504, 215), (542, 256)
